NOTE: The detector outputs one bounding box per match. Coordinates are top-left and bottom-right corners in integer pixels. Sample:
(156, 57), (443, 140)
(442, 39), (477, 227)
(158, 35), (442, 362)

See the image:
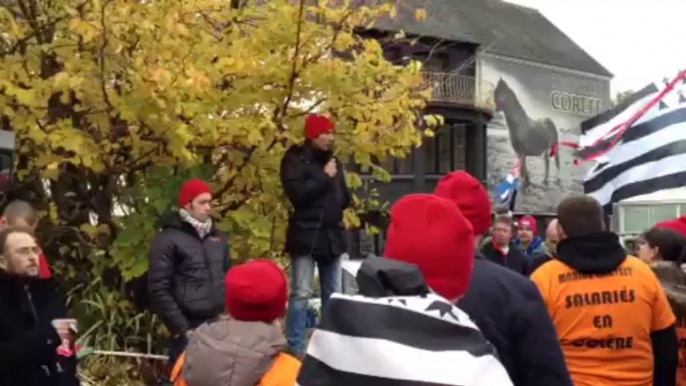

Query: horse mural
(494, 78), (560, 188)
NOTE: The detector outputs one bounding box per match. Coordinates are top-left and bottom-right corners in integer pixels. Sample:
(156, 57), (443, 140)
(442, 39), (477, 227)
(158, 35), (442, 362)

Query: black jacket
(480, 241), (530, 276)
(148, 212), (231, 336)
(0, 273), (79, 386)
(459, 255), (572, 386)
(280, 144), (351, 260)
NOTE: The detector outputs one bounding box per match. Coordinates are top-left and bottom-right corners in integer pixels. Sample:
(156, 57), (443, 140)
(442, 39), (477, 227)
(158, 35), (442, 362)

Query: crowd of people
(2, 114), (686, 386)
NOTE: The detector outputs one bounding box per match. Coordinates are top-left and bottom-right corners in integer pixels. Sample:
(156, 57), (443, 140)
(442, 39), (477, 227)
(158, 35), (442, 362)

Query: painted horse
(494, 78), (560, 188)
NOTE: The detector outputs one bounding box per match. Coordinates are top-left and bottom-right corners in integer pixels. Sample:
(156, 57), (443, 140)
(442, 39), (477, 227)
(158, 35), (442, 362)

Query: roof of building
(373, 0), (613, 77)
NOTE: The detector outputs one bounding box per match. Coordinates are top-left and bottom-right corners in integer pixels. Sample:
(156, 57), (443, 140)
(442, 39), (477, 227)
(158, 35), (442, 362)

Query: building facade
(367, 0), (612, 212)
(350, 0), (612, 255)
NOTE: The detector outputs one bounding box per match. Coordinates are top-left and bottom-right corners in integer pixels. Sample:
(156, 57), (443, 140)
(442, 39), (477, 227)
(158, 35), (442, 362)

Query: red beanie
(655, 215), (686, 238)
(518, 215), (538, 234)
(305, 115), (335, 140)
(178, 178), (211, 207)
(384, 194), (474, 300)
(225, 260), (288, 324)
(434, 171), (492, 236)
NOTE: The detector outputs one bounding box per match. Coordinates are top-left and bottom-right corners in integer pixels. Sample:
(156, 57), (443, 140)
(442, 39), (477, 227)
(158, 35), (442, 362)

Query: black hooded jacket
(459, 254), (572, 386)
(148, 212), (231, 336)
(0, 272), (78, 386)
(280, 144), (351, 261)
(552, 232), (678, 386)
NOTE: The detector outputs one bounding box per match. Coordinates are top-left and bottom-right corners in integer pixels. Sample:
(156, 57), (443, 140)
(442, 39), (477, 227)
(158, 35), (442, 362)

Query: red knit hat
(178, 178), (211, 207)
(518, 215), (538, 234)
(225, 260), (288, 323)
(655, 215), (686, 238)
(305, 115), (335, 140)
(384, 194), (474, 300)
(434, 171), (492, 236)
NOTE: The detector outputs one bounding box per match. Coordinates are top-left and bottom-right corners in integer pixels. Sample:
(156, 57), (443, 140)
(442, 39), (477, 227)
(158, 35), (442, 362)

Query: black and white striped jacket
(297, 291), (514, 386)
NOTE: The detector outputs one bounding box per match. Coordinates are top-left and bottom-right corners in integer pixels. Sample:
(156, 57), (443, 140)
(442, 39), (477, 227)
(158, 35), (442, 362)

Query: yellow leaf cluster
(0, 0), (434, 258)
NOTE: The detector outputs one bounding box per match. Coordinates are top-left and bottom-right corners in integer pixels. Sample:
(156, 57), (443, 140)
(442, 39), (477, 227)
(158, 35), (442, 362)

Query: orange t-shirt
(677, 317), (686, 386)
(532, 256), (676, 386)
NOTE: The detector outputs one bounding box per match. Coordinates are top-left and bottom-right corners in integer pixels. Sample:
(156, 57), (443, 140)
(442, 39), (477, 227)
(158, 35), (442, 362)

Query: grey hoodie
(183, 316), (286, 386)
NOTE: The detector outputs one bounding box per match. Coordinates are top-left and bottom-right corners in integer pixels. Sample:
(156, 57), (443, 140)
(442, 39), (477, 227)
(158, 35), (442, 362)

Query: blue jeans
(285, 255), (342, 357)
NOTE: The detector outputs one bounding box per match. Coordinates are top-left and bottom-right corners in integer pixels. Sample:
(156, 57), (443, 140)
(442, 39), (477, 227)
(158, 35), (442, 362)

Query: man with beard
(0, 226), (78, 386)
(280, 114), (351, 357)
(0, 200), (52, 279)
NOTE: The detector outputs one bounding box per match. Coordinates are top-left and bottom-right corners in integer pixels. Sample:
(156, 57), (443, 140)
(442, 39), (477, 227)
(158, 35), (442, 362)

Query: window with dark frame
(424, 124), (466, 175)
(357, 124), (467, 176)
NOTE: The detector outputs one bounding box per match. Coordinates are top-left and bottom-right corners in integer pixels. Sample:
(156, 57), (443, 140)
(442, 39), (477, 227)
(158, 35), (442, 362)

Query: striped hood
(297, 292), (513, 386)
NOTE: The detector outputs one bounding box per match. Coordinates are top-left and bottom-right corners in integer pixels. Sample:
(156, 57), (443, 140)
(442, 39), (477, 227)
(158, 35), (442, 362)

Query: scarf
(179, 209), (213, 239)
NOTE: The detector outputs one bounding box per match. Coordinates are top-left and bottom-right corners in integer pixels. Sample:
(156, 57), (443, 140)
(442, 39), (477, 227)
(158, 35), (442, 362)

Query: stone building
(351, 0), (612, 255)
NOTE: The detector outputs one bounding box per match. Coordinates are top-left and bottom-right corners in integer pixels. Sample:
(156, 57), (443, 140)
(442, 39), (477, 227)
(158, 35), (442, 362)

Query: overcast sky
(505, 0), (686, 96)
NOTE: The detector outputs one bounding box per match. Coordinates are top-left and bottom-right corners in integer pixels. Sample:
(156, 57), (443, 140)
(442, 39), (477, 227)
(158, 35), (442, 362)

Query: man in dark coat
(480, 215), (530, 276)
(434, 171), (572, 386)
(148, 178), (231, 366)
(280, 114), (351, 357)
(0, 226), (79, 386)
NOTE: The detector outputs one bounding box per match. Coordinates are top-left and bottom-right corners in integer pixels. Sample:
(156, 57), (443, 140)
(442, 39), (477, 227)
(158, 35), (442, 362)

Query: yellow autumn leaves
(0, 0), (434, 258)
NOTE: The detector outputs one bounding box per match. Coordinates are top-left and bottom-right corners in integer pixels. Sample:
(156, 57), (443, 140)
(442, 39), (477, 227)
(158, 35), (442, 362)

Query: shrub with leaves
(0, 0), (434, 383)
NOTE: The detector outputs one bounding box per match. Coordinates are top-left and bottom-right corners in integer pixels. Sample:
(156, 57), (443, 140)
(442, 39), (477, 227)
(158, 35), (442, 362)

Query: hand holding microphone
(324, 158), (338, 177)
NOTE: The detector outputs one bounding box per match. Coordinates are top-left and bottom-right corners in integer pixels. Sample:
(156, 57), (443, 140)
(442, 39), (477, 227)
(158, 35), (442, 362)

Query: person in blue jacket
(515, 215), (547, 258)
(435, 171), (572, 386)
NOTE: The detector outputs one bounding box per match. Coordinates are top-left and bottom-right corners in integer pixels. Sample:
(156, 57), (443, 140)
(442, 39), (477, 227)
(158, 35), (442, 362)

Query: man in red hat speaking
(280, 114), (351, 357)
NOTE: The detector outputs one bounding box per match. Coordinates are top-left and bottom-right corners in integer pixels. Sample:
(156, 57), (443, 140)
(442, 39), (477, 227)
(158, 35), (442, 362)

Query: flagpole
(508, 186), (517, 212)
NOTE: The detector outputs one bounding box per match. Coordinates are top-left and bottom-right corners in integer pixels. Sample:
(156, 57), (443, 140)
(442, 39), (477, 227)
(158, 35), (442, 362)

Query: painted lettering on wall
(551, 91), (604, 117)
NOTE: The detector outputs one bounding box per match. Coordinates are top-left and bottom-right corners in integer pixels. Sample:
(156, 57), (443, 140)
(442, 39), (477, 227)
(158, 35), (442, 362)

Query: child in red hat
(515, 215), (547, 258)
(171, 260), (301, 386)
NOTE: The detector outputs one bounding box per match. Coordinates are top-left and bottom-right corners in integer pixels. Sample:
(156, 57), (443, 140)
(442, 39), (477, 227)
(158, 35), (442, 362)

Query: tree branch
(99, 0), (114, 111)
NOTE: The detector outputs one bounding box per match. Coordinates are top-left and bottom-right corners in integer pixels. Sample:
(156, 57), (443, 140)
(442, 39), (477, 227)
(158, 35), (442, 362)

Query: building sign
(551, 72), (606, 117)
(551, 91), (604, 117)
(479, 55), (611, 213)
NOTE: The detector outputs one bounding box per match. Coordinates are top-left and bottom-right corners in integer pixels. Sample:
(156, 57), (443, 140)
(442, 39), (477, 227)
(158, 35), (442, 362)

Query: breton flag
(297, 293), (513, 386)
(579, 69), (686, 210)
(494, 162), (521, 206)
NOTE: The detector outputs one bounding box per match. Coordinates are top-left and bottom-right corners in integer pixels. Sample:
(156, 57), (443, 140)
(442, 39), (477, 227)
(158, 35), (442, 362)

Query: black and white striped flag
(580, 70), (686, 210)
(297, 293), (513, 386)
